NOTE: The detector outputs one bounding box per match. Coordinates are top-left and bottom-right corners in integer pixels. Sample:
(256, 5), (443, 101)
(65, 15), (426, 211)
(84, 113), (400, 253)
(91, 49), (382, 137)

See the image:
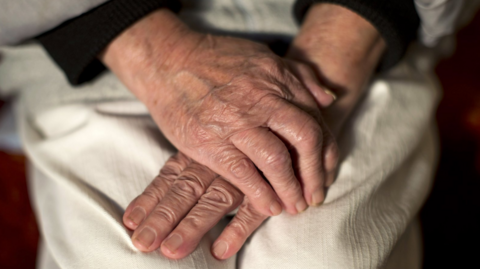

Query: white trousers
(18, 44), (440, 268)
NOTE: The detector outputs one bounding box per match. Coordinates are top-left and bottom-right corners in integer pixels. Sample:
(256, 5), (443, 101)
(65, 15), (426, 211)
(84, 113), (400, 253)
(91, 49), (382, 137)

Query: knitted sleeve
(37, 0), (182, 85)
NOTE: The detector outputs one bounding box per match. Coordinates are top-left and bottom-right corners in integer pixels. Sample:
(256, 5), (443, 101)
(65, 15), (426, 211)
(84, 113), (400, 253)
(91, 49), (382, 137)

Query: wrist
(288, 3), (385, 93)
(287, 3), (385, 134)
(100, 9), (200, 102)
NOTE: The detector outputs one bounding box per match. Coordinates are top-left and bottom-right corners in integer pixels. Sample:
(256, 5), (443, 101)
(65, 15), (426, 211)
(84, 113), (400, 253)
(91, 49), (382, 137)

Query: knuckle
(151, 205), (178, 226)
(184, 118), (215, 144)
(228, 158), (256, 180)
(227, 201), (265, 240)
(248, 179), (270, 198)
(201, 185), (240, 208)
(142, 182), (165, 204)
(297, 117), (323, 148)
(239, 200), (260, 216)
(189, 162), (216, 178)
(172, 174), (206, 198)
(161, 154), (190, 174)
(181, 215), (208, 230)
(226, 221), (249, 240)
(159, 165), (183, 182)
(257, 93), (283, 109)
(265, 148), (291, 172)
(142, 189), (161, 204)
(150, 177), (167, 192)
(240, 203), (265, 222)
(251, 58), (295, 100)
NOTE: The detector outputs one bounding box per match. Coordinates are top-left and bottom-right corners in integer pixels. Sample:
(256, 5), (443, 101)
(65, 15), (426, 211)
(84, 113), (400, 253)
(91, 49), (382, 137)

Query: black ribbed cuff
(293, 0), (420, 70)
(37, 0), (182, 85)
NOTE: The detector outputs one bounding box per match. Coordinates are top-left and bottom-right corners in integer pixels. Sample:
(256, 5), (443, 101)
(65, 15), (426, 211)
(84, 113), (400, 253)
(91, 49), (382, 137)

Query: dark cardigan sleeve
(293, 0), (420, 70)
(37, 0), (182, 85)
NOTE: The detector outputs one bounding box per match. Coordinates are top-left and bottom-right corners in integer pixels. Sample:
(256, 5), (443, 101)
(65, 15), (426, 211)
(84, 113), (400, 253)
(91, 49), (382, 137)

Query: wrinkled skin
(123, 59), (337, 258)
(120, 31), (339, 217)
(103, 3), (386, 262)
(124, 152), (266, 260)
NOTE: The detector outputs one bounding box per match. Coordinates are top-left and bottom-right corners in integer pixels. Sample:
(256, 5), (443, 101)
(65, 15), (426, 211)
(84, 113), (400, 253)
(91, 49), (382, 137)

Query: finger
(211, 197), (268, 260)
(131, 162), (218, 252)
(266, 98), (326, 206)
(123, 152), (191, 230)
(285, 60), (336, 107)
(206, 145), (283, 217)
(286, 79), (339, 194)
(280, 68), (339, 200)
(321, 124), (339, 188)
(160, 179), (244, 259)
(231, 128), (307, 215)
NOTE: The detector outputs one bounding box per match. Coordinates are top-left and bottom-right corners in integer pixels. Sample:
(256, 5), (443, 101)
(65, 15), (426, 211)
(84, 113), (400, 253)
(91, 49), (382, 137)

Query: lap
(25, 104), (233, 268)
(21, 46), (439, 268)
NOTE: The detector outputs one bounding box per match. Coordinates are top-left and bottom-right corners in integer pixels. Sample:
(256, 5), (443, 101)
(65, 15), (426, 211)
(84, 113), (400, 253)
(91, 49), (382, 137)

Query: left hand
(124, 152), (267, 260)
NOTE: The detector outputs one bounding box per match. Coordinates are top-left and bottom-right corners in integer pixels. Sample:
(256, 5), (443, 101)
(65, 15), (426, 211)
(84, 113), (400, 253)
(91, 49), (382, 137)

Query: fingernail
(128, 207), (146, 226)
(212, 241), (228, 259)
(311, 189), (324, 206)
(296, 200), (308, 213)
(163, 233), (183, 254)
(134, 227), (156, 249)
(270, 202), (283, 216)
(324, 89), (337, 101)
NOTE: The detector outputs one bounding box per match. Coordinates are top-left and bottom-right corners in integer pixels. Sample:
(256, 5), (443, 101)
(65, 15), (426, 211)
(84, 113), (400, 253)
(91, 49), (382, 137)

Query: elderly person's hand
(101, 9), (338, 218)
(121, 3), (387, 260)
(287, 3), (386, 135)
(122, 58), (337, 255)
(124, 152), (266, 260)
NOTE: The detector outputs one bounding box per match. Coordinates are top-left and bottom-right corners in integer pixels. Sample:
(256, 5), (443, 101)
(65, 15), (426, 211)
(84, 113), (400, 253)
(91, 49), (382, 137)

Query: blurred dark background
(0, 11), (479, 269)
(421, 9), (480, 268)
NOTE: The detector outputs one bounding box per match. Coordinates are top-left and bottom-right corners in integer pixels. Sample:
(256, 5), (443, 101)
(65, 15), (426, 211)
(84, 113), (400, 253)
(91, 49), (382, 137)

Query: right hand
(122, 58), (340, 257)
(101, 9), (339, 216)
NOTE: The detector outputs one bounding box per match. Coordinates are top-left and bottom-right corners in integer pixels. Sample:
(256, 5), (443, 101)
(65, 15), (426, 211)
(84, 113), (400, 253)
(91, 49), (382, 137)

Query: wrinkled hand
(124, 152), (267, 260)
(102, 10), (339, 217)
(123, 58), (338, 259)
(286, 3), (386, 135)
(144, 35), (338, 216)
(116, 2), (387, 262)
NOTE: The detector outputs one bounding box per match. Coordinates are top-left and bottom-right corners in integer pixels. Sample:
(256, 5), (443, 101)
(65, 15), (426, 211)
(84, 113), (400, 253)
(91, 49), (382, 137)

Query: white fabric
(0, 45), (134, 117)
(415, 0), (465, 46)
(18, 41), (440, 268)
